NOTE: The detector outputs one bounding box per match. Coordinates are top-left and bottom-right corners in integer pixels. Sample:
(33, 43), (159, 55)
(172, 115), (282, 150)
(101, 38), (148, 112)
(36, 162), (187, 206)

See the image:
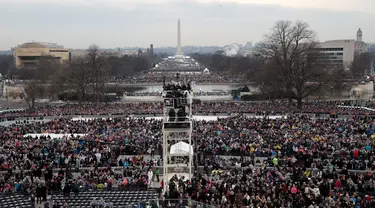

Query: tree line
(1, 45), (154, 108)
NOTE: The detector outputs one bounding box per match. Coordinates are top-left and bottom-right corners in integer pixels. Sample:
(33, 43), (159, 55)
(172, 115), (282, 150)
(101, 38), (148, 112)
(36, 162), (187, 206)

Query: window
(20, 56), (40, 60)
(49, 50), (68, 52)
(337, 53), (343, 55)
(316, 48), (344, 51)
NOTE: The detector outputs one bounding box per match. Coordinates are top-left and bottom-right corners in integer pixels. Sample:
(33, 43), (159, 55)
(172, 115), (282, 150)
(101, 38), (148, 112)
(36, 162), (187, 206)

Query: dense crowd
(163, 116), (375, 207)
(1, 100), (375, 207)
(124, 92), (162, 96)
(193, 91), (231, 96)
(116, 72), (245, 84)
(124, 91), (231, 97)
(0, 100), (374, 119)
(1, 112), (375, 206)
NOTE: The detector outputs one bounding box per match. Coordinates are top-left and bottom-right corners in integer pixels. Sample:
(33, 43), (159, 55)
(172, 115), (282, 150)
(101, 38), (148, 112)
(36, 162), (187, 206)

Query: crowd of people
(124, 91), (231, 97)
(162, 115), (375, 207)
(1, 100), (375, 207)
(0, 100), (374, 119)
(193, 91), (231, 96)
(116, 72), (245, 84)
(124, 92), (162, 96)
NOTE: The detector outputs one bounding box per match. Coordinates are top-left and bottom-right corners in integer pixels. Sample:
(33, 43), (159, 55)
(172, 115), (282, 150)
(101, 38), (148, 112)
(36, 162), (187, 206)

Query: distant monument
(357, 28), (363, 42)
(177, 19), (183, 55)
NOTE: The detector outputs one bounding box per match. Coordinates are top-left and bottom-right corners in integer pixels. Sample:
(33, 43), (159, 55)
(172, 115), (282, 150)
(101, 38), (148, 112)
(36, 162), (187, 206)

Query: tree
(249, 58), (283, 99)
(50, 45), (153, 103)
(108, 55), (151, 78)
(22, 58), (60, 109)
(350, 52), (374, 79)
(86, 45), (109, 104)
(23, 81), (39, 109)
(255, 20), (325, 108)
(0, 55), (12, 76)
(326, 65), (350, 96)
(53, 56), (91, 104)
(291, 50), (326, 107)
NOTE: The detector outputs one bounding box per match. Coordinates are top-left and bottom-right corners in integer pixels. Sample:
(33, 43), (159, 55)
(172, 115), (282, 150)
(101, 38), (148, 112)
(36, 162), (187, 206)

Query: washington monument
(177, 19), (183, 55)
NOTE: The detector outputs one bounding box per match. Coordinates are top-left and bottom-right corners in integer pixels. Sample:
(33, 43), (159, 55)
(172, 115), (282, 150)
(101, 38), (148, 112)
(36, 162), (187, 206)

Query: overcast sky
(0, 0), (374, 50)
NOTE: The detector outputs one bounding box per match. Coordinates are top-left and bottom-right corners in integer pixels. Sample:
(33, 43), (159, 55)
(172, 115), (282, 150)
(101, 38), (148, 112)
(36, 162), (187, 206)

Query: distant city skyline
(0, 0), (374, 50)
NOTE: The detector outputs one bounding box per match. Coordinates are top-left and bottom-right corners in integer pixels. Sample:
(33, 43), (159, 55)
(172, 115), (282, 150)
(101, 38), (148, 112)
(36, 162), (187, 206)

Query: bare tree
(23, 81), (38, 109)
(0, 55), (13, 77)
(291, 50), (326, 107)
(249, 57), (283, 99)
(86, 45), (109, 104)
(48, 66), (66, 101)
(255, 20), (325, 108)
(326, 65), (350, 96)
(350, 52), (374, 79)
(63, 56), (91, 104)
(22, 59), (60, 109)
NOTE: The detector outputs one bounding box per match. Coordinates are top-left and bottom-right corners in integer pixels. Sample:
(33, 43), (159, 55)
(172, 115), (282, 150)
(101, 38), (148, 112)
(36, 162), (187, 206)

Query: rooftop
(17, 42), (64, 49)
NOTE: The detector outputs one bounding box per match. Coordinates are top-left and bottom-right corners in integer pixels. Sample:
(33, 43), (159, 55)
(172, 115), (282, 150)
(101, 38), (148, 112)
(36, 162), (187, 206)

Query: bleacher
(0, 193), (32, 208)
(51, 189), (158, 208)
(0, 188), (158, 208)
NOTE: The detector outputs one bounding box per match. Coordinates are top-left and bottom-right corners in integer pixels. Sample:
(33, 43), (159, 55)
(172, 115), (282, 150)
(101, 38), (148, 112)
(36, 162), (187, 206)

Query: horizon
(1, 0), (374, 50)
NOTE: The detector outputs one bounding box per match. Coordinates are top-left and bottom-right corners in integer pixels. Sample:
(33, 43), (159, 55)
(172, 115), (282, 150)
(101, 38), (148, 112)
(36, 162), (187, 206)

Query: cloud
(0, 0), (85, 4)
(0, 0), (374, 50)
(196, 0), (375, 12)
(0, 0), (170, 9)
(0, 0), (169, 5)
(2, 0), (373, 12)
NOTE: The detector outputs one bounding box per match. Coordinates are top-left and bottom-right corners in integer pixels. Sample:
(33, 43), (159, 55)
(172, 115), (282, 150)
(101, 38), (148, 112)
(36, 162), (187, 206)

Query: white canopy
(170, 141), (193, 156)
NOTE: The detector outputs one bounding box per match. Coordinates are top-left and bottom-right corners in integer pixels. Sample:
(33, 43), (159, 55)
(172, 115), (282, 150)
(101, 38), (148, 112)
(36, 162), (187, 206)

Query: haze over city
(0, 0), (374, 50)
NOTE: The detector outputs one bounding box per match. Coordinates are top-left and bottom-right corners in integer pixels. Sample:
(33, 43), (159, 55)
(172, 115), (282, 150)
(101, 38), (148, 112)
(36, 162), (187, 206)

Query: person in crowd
(36, 184), (42, 204)
(147, 169), (153, 188)
(155, 168), (160, 182)
(62, 201), (69, 208)
(90, 197), (98, 208)
(30, 193), (35, 208)
(98, 197), (106, 208)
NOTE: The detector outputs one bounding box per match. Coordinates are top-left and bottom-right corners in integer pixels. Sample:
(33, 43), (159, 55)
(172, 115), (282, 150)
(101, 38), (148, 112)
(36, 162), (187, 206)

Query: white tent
(170, 141), (193, 156)
(350, 86), (364, 100)
(203, 68), (210, 74)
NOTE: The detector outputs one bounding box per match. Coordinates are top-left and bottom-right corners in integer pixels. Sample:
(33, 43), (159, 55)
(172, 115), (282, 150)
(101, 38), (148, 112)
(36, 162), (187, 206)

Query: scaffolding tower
(162, 77), (193, 195)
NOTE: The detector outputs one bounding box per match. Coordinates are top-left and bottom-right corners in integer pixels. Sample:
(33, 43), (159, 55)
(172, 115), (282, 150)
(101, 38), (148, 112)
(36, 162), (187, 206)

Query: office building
(13, 42), (70, 68)
(315, 29), (368, 67)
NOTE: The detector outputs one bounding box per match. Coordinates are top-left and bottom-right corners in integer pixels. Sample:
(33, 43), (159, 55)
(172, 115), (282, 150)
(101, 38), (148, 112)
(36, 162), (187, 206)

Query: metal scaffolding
(162, 89), (193, 195)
